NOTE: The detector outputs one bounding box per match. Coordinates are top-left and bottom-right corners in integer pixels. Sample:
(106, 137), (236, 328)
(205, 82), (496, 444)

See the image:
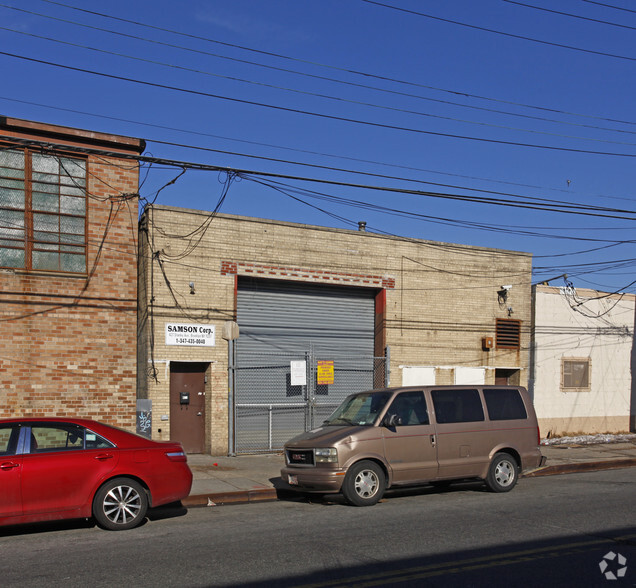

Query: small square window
(561, 358), (591, 392)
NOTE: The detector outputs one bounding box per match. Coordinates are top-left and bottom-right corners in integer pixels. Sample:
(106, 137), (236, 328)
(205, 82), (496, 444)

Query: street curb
(182, 488), (278, 508)
(522, 458), (636, 478)
(183, 459), (636, 507)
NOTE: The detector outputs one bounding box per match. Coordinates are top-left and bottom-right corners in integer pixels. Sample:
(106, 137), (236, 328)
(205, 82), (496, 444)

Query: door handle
(430, 435), (436, 447)
(0, 461), (19, 470)
(95, 453), (114, 461)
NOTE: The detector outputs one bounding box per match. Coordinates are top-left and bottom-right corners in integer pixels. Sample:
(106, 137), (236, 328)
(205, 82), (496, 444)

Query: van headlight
(315, 448), (338, 463)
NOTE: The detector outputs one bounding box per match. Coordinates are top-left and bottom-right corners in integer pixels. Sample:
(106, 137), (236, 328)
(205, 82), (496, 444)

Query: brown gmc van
(281, 386), (545, 506)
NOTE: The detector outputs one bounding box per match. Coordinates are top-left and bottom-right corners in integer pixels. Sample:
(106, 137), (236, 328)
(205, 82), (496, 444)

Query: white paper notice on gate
(290, 361), (307, 386)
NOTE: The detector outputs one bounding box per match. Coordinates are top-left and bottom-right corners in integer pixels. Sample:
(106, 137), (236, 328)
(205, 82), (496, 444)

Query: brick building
(0, 116), (144, 428)
(139, 205), (533, 454)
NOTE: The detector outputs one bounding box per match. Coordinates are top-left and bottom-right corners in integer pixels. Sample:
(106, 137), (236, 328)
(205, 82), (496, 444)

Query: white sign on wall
(290, 361), (307, 386)
(166, 323), (215, 347)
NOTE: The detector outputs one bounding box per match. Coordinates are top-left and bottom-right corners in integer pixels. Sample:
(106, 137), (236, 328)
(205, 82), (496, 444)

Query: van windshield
(324, 392), (392, 426)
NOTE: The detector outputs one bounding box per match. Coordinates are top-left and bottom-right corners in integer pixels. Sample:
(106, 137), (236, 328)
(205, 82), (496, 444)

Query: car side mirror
(384, 414), (402, 428)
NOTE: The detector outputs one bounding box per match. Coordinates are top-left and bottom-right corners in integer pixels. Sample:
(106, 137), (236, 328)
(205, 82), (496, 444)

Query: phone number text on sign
(166, 323), (215, 347)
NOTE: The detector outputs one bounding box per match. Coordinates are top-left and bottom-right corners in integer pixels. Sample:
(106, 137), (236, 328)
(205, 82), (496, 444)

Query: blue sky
(1, 0), (635, 293)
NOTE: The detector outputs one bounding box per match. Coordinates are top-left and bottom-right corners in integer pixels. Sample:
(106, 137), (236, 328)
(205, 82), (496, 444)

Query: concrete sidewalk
(181, 441), (636, 508)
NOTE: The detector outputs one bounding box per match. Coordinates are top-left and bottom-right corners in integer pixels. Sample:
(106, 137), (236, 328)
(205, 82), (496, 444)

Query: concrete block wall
(140, 207), (532, 453)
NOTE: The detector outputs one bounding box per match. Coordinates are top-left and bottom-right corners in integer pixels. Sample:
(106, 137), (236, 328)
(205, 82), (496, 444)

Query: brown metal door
(170, 362), (207, 453)
(494, 369), (519, 385)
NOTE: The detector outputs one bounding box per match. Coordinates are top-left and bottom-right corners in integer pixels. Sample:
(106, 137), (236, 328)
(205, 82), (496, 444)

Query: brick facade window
(495, 318), (521, 350)
(561, 357), (591, 392)
(0, 148), (87, 273)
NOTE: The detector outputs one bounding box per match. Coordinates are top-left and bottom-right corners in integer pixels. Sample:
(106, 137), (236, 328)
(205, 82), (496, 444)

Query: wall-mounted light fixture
(189, 281), (195, 295)
(497, 285), (511, 304)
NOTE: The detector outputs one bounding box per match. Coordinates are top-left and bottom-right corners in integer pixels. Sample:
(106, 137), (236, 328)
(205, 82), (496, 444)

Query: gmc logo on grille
(292, 453), (305, 461)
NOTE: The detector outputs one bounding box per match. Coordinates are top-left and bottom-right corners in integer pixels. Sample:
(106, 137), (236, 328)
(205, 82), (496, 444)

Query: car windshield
(324, 391), (392, 426)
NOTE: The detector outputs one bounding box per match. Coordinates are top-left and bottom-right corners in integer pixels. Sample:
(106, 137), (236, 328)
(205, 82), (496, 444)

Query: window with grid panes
(0, 148), (87, 273)
(561, 358), (591, 392)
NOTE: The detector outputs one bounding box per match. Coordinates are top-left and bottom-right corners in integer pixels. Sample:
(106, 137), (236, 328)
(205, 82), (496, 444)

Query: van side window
(484, 388), (528, 421)
(432, 389), (484, 423)
(386, 391), (429, 426)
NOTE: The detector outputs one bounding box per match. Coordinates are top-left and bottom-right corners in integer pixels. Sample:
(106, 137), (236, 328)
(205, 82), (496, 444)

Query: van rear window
(484, 388), (527, 420)
(432, 389), (484, 423)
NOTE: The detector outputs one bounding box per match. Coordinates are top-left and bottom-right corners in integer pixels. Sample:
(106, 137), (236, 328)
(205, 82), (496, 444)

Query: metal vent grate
(496, 318), (521, 350)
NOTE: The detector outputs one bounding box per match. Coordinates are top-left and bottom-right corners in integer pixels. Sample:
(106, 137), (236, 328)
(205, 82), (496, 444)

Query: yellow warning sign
(317, 360), (334, 385)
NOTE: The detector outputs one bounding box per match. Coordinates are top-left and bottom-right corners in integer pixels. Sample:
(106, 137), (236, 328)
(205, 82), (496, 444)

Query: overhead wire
(580, 0), (636, 15)
(360, 0), (636, 62)
(4, 134), (636, 223)
(239, 174), (636, 245)
(503, 0), (636, 31)
(3, 49), (635, 159)
(2, 3), (633, 317)
(19, 0), (636, 129)
(2, 136), (635, 292)
(5, 24), (636, 148)
(2, 95), (636, 213)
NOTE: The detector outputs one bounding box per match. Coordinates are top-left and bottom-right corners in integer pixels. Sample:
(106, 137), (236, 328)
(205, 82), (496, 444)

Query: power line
(147, 136), (636, 213)
(4, 94), (635, 205)
(5, 24), (636, 148)
(361, 0), (636, 62)
(580, 0), (636, 15)
(8, 1), (636, 129)
(5, 134), (636, 221)
(504, 0), (636, 31)
(2, 50), (636, 159)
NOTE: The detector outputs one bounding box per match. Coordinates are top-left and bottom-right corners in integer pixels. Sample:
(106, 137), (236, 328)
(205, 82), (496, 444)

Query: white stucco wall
(531, 285), (635, 435)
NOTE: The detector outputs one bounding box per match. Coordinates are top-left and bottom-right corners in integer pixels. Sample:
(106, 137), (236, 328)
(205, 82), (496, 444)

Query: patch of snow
(541, 433), (636, 446)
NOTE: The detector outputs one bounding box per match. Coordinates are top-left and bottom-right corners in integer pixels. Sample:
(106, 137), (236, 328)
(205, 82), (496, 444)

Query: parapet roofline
(0, 115), (145, 155)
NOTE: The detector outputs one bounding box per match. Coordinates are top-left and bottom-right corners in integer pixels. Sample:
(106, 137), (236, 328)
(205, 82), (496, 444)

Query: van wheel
(342, 460), (385, 506)
(485, 453), (518, 492)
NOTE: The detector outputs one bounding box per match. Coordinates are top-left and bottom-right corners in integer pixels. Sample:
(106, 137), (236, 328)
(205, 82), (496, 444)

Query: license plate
(288, 475), (298, 485)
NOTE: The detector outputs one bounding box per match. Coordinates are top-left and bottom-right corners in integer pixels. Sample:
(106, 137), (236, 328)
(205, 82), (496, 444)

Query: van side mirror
(384, 414), (402, 428)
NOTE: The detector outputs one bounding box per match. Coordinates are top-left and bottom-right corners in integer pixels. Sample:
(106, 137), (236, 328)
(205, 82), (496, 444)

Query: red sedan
(0, 417), (193, 531)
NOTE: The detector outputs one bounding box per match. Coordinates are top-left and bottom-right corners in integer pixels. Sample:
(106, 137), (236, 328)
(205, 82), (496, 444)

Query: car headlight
(315, 448), (338, 463)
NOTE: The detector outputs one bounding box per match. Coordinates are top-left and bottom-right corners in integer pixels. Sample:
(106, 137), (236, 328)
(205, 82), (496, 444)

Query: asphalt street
(1, 468), (634, 587)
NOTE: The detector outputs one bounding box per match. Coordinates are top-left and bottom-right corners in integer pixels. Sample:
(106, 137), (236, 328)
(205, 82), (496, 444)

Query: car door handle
(94, 453), (114, 461)
(1, 461), (20, 470)
(430, 435), (436, 447)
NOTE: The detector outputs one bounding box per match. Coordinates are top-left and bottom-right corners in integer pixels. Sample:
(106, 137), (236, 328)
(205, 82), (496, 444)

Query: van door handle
(430, 435), (436, 447)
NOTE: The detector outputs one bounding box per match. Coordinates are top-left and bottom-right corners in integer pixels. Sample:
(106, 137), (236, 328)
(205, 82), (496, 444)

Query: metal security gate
(233, 278), (387, 453)
(232, 350), (388, 453)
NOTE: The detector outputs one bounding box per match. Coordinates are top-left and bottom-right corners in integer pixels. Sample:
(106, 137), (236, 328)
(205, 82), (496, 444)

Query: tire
(342, 460), (385, 506)
(485, 453), (518, 493)
(93, 478), (148, 530)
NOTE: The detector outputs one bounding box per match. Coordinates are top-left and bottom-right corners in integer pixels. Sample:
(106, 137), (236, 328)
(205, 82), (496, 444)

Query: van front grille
(286, 449), (314, 466)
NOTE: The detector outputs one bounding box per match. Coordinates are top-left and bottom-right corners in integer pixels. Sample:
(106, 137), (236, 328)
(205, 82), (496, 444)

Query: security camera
(500, 285), (512, 291)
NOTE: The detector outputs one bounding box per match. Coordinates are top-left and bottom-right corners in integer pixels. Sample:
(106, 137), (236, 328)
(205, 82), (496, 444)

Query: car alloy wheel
(93, 478), (148, 530)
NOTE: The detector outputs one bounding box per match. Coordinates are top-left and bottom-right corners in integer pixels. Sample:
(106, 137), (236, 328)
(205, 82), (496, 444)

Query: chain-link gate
(231, 350), (389, 454)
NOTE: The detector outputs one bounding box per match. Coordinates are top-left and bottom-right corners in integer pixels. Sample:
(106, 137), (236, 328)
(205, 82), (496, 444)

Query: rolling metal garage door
(234, 277), (384, 453)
